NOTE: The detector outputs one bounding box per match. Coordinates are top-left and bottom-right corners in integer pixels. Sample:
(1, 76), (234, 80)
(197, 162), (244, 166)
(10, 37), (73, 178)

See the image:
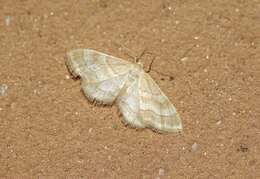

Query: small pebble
(88, 128), (93, 133)
(192, 142), (199, 152)
(0, 84), (8, 96)
(33, 89), (40, 94)
(166, 148), (169, 154)
(180, 57), (188, 62)
(216, 120), (222, 125)
(158, 168), (165, 176)
(5, 16), (11, 26)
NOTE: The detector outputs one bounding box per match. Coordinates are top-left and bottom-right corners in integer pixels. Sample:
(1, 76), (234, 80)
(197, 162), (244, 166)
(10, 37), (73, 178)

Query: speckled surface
(0, 0), (259, 178)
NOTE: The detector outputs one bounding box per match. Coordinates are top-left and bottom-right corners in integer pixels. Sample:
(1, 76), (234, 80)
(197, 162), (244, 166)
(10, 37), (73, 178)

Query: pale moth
(66, 49), (182, 133)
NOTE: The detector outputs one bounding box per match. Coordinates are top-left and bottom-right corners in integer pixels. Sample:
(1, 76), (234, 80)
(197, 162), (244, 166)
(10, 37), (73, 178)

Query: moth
(66, 49), (182, 133)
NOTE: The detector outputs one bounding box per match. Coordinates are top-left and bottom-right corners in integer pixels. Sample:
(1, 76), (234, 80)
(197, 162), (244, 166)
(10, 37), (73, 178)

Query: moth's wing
(138, 73), (182, 133)
(81, 75), (129, 104)
(66, 49), (133, 104)
(116, 76), (145, 128)
(66, 49), (132, 81)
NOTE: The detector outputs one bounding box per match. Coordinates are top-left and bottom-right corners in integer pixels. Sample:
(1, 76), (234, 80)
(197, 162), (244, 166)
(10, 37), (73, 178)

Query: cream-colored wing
(116, 77), (145, 128)
(67, 49), (132, 81)
(66, 49), (132, 103)
(138, 73), (182, 133)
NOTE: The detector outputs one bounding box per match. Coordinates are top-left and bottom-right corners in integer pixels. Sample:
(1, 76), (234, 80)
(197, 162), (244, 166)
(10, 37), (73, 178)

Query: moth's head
(136, 61), (144, 68)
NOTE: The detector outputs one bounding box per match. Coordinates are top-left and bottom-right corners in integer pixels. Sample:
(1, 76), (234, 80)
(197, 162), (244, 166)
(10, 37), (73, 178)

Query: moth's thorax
(136, 61), (144, 68)
(131, 63), (143, 74)
(126, 63), (143, 82)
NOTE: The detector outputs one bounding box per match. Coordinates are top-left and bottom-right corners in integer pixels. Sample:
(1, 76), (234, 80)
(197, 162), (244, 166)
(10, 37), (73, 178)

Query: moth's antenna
(144, 53), (176, 80)
(112, 42), (175, 79)
(112, 41), (152, 64)
(145, 56), (155, 73)
(135, 49), (150, 63)
(112, 41), (136, 62)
